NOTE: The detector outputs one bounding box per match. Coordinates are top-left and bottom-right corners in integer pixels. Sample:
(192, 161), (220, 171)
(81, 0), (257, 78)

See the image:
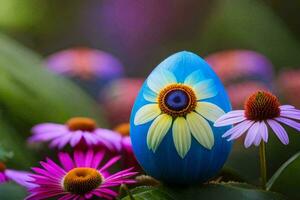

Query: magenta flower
(214, 91), (300, 147)
(29, 117), (122, 150)
(26, 150), (137, 200)
(114, 123), (140, 169)
(0, 162), (35, 188)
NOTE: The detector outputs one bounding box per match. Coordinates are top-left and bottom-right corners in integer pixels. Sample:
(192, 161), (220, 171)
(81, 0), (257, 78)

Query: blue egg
(130, 51), (232, 184)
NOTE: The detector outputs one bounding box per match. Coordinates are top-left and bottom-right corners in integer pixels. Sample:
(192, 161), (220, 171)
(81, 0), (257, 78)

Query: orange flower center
(158, 84), (197, 117)
(245, 91), (280, 121)
(114, 123), (130, 137)
(0, 162), (6, 172)
(66, 117), (97, 132)
(63, 167), (103, 195)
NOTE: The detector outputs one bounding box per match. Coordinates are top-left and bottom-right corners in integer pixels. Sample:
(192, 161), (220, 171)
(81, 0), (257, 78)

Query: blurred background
(0, 0), (300, 196)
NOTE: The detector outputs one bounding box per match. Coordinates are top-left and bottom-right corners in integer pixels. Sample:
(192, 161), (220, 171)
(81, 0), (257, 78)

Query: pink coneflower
(101, 78), (144, 126)
(205, 50), (274, 84)
(29, 117), (122, 151)
(26, 150), (137, 200)
(46, 47), (123, 80)
(0, 162), (34, 188)
(114, 123), (140, 169)
(214, 91), (300, 148)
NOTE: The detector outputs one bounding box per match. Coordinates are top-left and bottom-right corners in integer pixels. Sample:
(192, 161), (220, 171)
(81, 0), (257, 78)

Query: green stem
(259, 142), (267, 190)
(119, 184), (135, 200)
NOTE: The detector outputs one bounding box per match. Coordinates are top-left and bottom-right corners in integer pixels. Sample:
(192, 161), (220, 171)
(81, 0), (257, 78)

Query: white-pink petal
(260, 121), (268, 142)
(222, 120), (254, 140)
(244, 122), (260, 148)
(279, 105), (295, 110)
(276, 117), (300, 132)
(214, 110), (246, 127)
(267, 119), (289, 145)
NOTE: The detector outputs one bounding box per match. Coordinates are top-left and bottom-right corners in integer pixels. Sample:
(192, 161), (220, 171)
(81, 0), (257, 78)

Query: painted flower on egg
(130, 51), (232, 184)
(134, 68), (225, 158)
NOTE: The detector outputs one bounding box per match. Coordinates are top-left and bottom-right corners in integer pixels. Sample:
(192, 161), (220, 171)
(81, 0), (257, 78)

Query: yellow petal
(172, 117), (191, 158)
(147, 69), (177, 93)
(134, 104), (161, 125)
(195, 102), (225, 122)
(186, 112), (214, 149)
(147, 114), (172, 152)
(193, 79), (218, 100)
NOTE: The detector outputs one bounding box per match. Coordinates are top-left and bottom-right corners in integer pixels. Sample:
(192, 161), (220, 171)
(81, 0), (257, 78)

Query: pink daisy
(26, 150), (137, 200)
(214, 91), (300, 148)
(29, 117), (122, 151)
(0, 162), (35, 188)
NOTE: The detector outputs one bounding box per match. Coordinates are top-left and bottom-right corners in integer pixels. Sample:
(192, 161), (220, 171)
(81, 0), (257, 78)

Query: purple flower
(29, 117), (122, 150)
(205, 50), (274, 84)
(45, 47), (124, 97)
(214, 91), (300, 148)
(46, 47), (123, 80)
(0, 162), (35, 188)
(26, 150), (137, 200)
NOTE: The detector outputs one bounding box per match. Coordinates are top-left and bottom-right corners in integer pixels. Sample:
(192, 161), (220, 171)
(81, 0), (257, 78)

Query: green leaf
(0, 33), (105, 126)
(224, 126), (300, 187)
(0, 117), (37, 168)
(0, 183), (27, 200)
(122, 183), (286, 200)
(121, 186), (175, 200)
(267, 151), (300, 199)
(166, 182), (286, 200)
(0, 146), (13, 161)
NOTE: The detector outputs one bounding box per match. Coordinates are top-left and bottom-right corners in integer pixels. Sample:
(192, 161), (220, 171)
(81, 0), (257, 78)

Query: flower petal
(172, 117), (191, 158)
(147, 69), (177, 93)
(280, 105), (295, 110)
(260, 121), (268, 143)
(193, 79), (218, 100)
(223, 120), (254, 140)
(275, 117), (300, 132)
(214, 110), (246, 127)
(280, 110), (300, 120)
(244, 122), (260, 148)
(143, 89), (158, 102)
(267, 119), (289, 145)
(196, 102), (225, 122)
(147, 114), (172, 152)
(186, 112), (214, 150)
(134, 104), (161, 125)
(254, 131), (262, 146)
(184, 70), (205, 86)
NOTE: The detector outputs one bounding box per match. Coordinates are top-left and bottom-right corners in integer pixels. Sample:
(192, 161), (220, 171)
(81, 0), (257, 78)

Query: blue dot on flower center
(164, 90), (190, 111)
